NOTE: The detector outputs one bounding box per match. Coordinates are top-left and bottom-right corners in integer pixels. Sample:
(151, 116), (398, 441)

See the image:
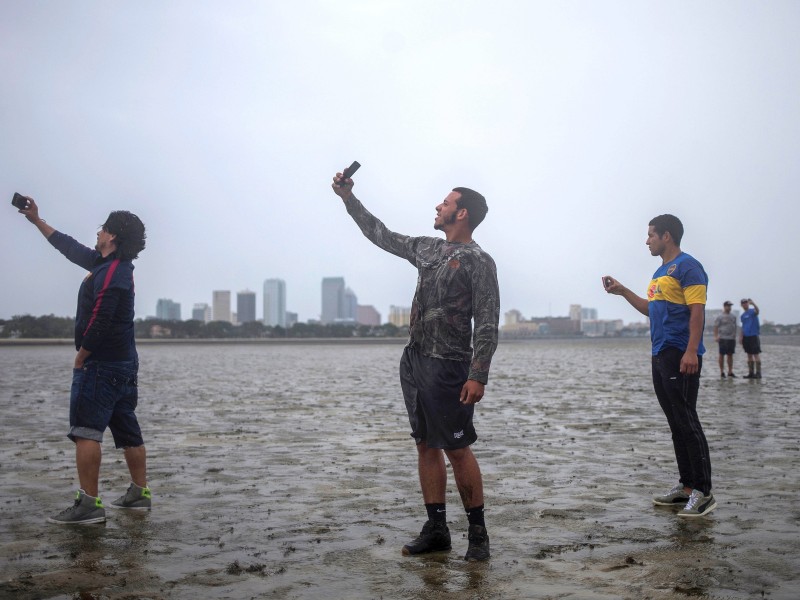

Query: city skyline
(152, 276), (389, 326)
(151, 276), (641, 332)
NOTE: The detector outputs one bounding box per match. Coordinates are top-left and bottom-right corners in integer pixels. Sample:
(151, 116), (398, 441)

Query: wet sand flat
(1, 338), (798, 599)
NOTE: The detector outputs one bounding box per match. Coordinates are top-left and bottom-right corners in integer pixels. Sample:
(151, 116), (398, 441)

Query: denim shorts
(69, 359), (144, 448)
(399, 346), (476, 450)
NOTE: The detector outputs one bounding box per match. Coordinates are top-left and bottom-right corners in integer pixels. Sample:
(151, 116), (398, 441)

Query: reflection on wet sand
(1, 338), (799, 599)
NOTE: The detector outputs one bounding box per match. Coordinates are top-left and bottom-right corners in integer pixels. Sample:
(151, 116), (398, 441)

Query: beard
(434, 212), (457, 231)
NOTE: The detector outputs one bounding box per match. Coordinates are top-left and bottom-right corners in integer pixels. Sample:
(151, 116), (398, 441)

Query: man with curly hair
(18, 196), (152, 524)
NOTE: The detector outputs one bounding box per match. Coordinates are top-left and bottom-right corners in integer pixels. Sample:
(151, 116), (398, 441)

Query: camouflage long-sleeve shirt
(344, 194), (500, 383)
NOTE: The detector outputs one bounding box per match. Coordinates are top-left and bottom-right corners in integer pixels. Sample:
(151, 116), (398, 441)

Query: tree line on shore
(0, 314), (406, 339)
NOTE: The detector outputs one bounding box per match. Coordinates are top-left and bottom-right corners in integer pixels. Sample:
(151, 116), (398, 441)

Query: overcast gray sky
(2, 1), (798, 325)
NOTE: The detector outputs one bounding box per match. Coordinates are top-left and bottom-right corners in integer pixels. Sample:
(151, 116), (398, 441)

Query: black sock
(466, 504), (485, 528)
(425, 503), (446, 523)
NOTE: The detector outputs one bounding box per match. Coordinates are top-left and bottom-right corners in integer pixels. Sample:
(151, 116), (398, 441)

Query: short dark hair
(649, 214), (684, 245)
(452, 187), (488, 230)
(103, 211), (146, 260)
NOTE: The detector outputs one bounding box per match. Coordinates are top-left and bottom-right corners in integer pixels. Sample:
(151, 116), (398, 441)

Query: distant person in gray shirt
(331, 167), (499, 562)
(714, 301), (737, 378)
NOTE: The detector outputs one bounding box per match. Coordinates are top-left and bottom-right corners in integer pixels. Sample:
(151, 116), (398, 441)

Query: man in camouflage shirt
(331, 168), (500, 562)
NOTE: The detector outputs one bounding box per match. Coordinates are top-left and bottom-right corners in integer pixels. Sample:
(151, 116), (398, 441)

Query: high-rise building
(389, 305), (412, 327)
(263, 279), (286, 327)
(237, 290), (257, 324)
(192, 303), (211, 323)
(582, 307), (598, 321)
(156, 298), (181, 320)
(343, 287), (358, 321)
(212, 290), (232, 323)
(570, 304), (598, 321)
(569, 304), (582, 321)
(321, 277), (345, 324)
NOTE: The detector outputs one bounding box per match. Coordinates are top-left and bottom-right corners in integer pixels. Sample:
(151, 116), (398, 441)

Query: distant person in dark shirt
(740, 298), (762, 379)
(331, 168), (500, 561)
(18, 196), (152, 524)
(714, 301), (737, 377)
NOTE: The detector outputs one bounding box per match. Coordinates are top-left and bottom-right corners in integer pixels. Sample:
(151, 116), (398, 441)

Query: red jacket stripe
(83, 259), (121, 336)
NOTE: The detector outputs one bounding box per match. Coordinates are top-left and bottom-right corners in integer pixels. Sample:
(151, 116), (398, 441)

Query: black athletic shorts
(399, 345), (476, 449)
(718, 339), (736, 356)
(742, 335), (761, 355)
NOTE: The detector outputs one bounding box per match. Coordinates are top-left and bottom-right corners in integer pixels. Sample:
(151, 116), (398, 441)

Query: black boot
(744, 361), (756, 378)
(464, 524), (491, 561)
(402, 520), (451, 555)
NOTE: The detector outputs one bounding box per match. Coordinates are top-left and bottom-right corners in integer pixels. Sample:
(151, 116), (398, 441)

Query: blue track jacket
(49, 231), (138, 362)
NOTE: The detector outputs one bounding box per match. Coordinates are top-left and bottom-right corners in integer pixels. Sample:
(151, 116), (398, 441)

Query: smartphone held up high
(338, 161), (361, 185)
(11, 193), (29, 210)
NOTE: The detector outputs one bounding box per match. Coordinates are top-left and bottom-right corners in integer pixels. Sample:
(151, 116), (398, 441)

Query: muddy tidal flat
(1, 338), (799, 599)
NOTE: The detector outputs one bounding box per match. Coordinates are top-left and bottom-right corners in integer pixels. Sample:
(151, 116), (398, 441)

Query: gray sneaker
(652, 484), (690, 506)
(47, 490), (106, 525)
(678, 490), (717, 518)
(111, 483), (152, 510)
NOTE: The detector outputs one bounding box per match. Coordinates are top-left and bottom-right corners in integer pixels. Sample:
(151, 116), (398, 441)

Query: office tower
(357, 305), (381, 326)
(569, 304), (582, 321)
(343, 287), (358, 321)
(156, 298), (181, 321)
(285, 311), (298, 328)
(321, 277), (345, 324)
(192, 303), (211, 323)
(212, 290), (232, 323)
(581, 307), (598, 321)
(389, 305), (412, 327)
(237, 290), (257, 324)
(263, 279), (286, 328)
(504, 309), (524, 325)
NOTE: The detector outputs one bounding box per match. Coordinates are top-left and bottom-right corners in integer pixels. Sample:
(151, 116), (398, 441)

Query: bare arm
(749, 299), (759, 315)
(680, 303), (705, 374)
(603, 275), (649, 316)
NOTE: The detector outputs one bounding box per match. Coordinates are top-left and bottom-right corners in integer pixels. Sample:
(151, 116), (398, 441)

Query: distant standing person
(714, 301), (737, 378)
(331, 168), (500, 561)
(17, 196), (152, 524)
(604, 214), (716, 517)
(740, 298), (762, 379)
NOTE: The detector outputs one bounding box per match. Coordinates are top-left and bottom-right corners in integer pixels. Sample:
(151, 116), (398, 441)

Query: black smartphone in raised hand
(11, 193), (29, 210)
(338, 161), (361, 185)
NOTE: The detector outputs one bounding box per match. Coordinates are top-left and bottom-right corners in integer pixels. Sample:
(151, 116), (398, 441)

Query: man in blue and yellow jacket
(604, 214), (716, 518)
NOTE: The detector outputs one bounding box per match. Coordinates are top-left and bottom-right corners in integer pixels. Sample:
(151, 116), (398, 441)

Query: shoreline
(1, 333), (798, 346)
